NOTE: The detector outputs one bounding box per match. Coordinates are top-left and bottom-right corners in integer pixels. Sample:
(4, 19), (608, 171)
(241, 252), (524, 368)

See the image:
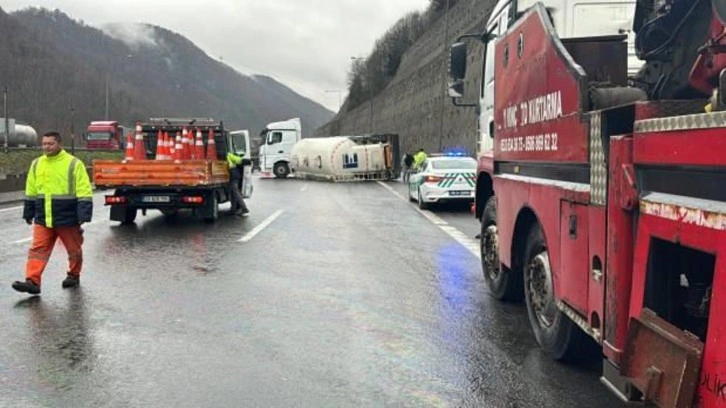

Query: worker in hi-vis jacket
(12, 131), (93, 295)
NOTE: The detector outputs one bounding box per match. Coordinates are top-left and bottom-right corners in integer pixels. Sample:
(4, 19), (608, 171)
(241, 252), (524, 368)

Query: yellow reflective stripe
(44, 193), (52, 228)
(68, 158), (79, 195)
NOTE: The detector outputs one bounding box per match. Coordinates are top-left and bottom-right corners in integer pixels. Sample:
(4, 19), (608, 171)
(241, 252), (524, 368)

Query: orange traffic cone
(182, 127), (192, 160)
(124, 133), (134, 161)
(174, 132), (183, 161)
(155, 130), (164, 160)
(164, 132), (172, 160)
(133, 122), (146, 160)
(205, 129), (217, 160)
(194, 129), (204, 159)
(168, 132), (176, 158)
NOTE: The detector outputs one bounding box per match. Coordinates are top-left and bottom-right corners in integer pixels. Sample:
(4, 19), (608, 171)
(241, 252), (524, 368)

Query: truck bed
(93, 159), (229, 188)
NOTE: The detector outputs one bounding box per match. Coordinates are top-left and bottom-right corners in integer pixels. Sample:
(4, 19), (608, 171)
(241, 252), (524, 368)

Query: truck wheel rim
(527, 251), (556, 328)
(483, 224), (499, 280)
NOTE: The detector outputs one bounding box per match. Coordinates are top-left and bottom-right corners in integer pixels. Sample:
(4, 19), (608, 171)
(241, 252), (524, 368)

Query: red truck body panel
(481, 3), (726, 406)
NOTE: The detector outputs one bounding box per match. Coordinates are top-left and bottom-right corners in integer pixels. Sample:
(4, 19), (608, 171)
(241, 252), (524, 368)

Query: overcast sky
(3, 0), (431, 113)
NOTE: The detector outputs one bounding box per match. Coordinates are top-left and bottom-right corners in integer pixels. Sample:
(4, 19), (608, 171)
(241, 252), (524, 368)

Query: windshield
(231, 133), (248, 154)
(86, 131), (113, 141)
(430, 159), (477, 170)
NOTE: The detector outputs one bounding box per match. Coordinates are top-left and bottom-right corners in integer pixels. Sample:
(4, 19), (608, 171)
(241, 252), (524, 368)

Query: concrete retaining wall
(316, 0), (497, 157)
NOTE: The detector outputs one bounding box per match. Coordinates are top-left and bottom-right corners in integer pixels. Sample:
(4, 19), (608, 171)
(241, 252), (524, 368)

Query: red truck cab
(85, 121), (125, 150)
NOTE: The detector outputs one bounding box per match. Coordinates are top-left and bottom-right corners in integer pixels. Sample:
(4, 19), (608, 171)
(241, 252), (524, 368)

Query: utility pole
(325, 90), (342, 112)
(438, 0), (451, 152)
(70, 104), (75, 154)
(3, 86), (8, 154)
(105, 74), (109, 120)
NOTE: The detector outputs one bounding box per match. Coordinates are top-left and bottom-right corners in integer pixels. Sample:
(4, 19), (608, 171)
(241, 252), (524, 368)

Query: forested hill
(0, 7), (333, 137)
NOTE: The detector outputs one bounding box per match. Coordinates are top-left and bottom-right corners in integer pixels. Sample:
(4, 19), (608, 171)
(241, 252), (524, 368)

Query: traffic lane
(0, 176), (298, 407)
(375, 180), (622, 407)
(390, 179), (480, 239)
(0, 178), (623, 407)
(0, 192), (111, 247)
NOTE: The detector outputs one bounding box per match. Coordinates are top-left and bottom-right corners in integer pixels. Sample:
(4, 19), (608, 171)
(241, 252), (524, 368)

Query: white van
(258, 118), (302, 178)
(473, 0), (641, 155)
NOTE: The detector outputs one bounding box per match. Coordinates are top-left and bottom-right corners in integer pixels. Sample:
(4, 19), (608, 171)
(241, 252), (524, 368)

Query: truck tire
(203, 193), (218, 223)
(273, 162), (290, 178)
(523, 223), (587, 361)
(122, 207), (137, 225)
(481, 196), (522, 301)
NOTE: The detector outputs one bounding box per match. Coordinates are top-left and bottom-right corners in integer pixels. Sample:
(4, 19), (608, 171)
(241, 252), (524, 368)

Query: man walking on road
(226, 150), (249, 217)
(12, 131), (93, 295)
(402, 153), (414, 182)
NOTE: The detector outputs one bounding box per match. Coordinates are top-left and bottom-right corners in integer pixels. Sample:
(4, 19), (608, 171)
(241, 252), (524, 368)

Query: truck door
(242, 132), (253, 198)
(264, 130), (284, 170)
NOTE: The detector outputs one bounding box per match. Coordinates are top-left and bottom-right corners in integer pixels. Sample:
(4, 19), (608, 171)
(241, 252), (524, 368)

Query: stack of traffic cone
(168, 132), (176, 159)
(124, 133), (134, 161)
(160, 132), (171, 160)
(193, 129), (204, 159)
(133, 122), (146, 160)
(182, 127), (192, 160)
(174, 132), (183, 161)
(154, 130), (164, 160)
(205, 129), (217, 160)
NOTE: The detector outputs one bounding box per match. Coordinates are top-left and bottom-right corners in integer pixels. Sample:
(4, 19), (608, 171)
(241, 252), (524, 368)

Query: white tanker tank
(0, 119), (39, 147)
(290, 134), (400, 181)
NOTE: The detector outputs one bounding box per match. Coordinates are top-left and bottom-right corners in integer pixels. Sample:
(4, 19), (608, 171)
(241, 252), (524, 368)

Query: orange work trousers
(26, 224), (84, 286)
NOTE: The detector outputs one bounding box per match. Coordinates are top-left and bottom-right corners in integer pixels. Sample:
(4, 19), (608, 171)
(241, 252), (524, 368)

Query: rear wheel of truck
(273, 162), (290, 178)
(481, 196), (522, 301)
(121, 207), (137, 225)
(203, 193), (218, 223)
(523, 223), (588, 361)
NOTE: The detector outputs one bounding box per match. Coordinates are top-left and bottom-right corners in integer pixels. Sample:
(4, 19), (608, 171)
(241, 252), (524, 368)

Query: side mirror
(448, 80), (465, 98)
(449, 42), (468, 81)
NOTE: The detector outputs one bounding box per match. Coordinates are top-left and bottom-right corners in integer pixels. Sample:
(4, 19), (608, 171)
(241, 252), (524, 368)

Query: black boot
(12, 279), (40, 295)
(62, 274), (80, 289)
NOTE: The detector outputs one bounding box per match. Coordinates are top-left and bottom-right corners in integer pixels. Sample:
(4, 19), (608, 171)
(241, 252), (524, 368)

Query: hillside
(0, 7), (332, 139)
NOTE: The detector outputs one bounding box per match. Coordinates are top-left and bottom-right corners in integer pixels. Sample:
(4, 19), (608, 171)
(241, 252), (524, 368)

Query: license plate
(142, 195), (170, 203)
(449, 190), (470, 196)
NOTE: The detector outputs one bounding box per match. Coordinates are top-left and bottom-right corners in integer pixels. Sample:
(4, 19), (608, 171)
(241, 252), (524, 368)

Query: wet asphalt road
(0, 176), (624, 407)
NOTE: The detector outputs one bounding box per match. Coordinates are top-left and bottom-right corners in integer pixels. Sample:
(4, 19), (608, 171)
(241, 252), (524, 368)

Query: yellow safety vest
(23, 150), (93, 228)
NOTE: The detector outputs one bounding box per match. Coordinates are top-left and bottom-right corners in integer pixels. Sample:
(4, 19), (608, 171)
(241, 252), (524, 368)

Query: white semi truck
(258, 117), (302, 178)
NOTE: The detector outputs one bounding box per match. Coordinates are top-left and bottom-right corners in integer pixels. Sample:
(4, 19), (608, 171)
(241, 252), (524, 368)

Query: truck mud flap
(621, 308), (703, 407)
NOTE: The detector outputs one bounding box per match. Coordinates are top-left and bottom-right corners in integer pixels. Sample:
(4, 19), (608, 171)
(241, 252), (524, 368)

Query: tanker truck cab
(259, 117), (302, 178)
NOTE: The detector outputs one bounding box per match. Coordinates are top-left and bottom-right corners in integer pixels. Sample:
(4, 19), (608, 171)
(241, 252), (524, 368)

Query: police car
(408, 154), (477, 209)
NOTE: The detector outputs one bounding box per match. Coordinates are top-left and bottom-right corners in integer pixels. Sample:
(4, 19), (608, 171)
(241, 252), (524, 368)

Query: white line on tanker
(377, 181), (480, 259)
(238, 210), (284, 243)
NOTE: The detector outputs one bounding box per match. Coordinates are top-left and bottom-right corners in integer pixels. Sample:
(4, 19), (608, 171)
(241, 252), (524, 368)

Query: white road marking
(0, 191), (107, 214)
(0, 205), (22, 213)
(238, 210), (284, 243)
(300, 184), (309, 192)
(12, 237), (32, 244)
(377, 181), (480, 259)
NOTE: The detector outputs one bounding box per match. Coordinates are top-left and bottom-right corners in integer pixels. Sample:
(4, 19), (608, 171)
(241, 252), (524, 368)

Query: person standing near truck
(226, 150), (249, 216)
(12, 131), (93, 295)
(413, 148), (427, 171)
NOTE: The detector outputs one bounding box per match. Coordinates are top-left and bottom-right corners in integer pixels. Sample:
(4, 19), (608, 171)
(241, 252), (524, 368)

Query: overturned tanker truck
(290, 134), (401, 181)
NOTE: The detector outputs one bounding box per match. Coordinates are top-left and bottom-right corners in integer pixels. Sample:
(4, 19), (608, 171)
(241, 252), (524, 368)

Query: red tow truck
(448, 0), (726, 406)
(85, 121), (126, 150)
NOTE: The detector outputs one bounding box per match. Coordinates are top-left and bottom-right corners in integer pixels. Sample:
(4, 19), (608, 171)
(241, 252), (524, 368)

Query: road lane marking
(0, 205), (22, 213)
(0, 191), (106, 214)
(238, 210), (284, 243)
(377, 181), (480, 259)
(300, 184), (309, 192)
(12, 237), (32, 244)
